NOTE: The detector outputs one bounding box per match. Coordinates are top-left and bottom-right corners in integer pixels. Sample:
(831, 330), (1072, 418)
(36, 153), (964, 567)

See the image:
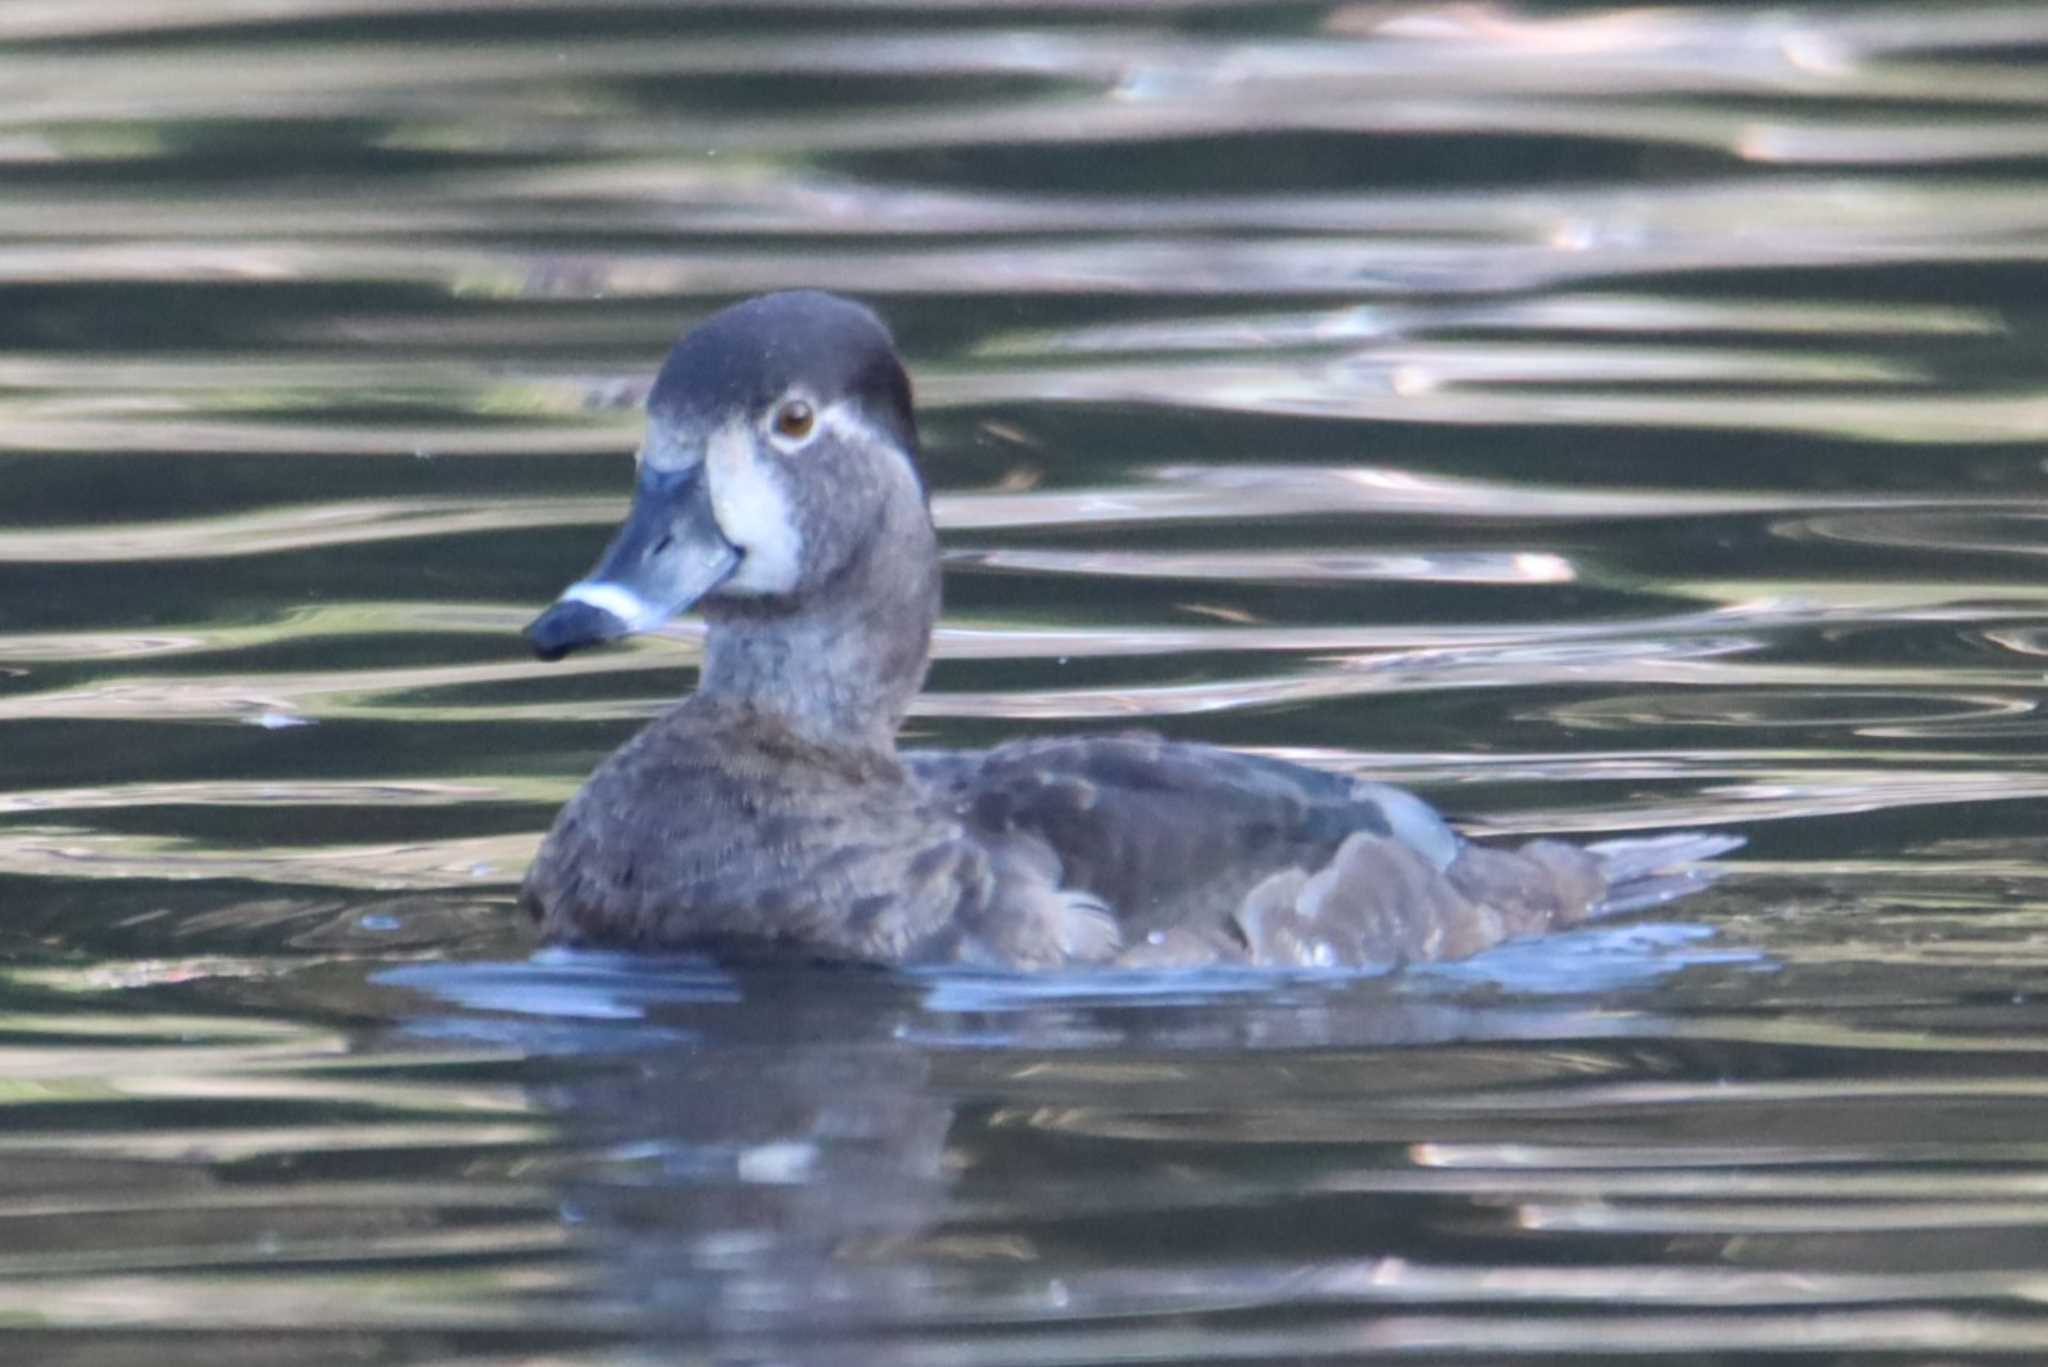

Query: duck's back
(908, 735), (1450, 927)
(911, 734), (1736, 969)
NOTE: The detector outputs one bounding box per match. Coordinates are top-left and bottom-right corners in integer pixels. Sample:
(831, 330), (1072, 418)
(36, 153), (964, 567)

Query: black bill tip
(525, 599), (630, 662)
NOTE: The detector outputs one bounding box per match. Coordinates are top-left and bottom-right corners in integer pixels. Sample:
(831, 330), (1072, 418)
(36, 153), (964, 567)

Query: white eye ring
(767, 397), (818, 449)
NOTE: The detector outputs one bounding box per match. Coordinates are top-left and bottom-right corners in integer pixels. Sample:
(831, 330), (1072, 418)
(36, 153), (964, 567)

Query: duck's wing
(906, 734), (1459, 951)
(907, 736), (1740, 969)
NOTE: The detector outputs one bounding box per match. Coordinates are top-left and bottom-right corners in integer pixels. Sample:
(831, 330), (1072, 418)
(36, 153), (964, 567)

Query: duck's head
(526, 291), (929, 663)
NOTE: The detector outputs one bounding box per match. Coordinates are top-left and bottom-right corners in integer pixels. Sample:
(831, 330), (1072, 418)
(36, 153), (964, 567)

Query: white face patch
(558, 579), (665, 631)
(703, 416), (802, 596)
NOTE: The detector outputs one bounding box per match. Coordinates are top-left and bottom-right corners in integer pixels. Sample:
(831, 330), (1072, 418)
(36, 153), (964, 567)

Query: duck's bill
(526, 463), (740, 661)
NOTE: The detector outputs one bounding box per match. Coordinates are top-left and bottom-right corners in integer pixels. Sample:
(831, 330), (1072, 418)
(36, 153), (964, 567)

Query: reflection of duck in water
(522, 292), (1738, 969)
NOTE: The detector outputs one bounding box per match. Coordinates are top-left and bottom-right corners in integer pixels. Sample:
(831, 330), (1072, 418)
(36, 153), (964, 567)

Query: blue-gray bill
(525, 461), (740, 661)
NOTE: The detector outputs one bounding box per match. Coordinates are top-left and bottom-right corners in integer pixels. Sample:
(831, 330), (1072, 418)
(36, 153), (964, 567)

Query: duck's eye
(772, 399), (815, 441)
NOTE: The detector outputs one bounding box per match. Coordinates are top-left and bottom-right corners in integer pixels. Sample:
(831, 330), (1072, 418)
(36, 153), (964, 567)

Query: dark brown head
(526, 291), (928, 662)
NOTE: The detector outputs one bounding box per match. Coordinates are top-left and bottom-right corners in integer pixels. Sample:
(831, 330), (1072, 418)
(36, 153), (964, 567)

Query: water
(2, 1), (2047, 1361)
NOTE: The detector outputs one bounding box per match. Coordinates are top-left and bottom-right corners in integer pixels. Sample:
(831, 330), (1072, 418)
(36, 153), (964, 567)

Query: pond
(3, 2), (2048, 1362)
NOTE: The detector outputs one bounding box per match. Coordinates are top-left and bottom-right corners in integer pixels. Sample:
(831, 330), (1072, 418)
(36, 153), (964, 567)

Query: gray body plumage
(522, 291), (1738, 969)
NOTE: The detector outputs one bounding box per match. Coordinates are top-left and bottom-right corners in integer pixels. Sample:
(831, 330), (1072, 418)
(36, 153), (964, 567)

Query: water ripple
(1, 2), (2046, 1361)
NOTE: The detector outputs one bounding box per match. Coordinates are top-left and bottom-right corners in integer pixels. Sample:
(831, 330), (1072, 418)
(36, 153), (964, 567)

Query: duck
(521, 290), (1739, 970)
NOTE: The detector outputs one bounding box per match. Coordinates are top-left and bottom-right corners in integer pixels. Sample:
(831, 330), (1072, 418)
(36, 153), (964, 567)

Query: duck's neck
(694, 516), (939, 756)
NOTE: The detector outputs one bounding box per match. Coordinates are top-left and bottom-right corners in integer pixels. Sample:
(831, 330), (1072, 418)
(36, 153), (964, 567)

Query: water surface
(3, 2), (2048, 1362)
